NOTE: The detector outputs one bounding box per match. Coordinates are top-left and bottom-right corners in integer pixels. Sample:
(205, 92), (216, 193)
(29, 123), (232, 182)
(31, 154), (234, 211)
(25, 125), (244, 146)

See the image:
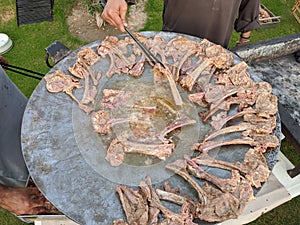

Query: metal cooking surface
(21, 31), (281, 225)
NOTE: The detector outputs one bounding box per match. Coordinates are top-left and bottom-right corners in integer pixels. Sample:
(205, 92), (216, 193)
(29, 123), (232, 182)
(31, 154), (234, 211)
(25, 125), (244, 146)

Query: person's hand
(0, 56), (8, 70)
(101, 0), (128, 32)
(0, 185), (50, 215)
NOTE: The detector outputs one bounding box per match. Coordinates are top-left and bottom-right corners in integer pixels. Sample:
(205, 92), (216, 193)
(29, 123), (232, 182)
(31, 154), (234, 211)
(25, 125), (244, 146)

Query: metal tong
(0, 62), (44, 80)
(124, 27), (183, 105)
(99, 0), (183, 105)
(123, 27), (164, 66)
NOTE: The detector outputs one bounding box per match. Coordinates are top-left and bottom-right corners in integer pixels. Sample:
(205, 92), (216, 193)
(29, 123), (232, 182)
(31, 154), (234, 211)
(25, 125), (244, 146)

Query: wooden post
(292, 0), (300, 24)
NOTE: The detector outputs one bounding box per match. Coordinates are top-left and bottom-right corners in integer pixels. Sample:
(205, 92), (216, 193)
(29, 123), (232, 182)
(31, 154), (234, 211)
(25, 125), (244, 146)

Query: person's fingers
(101, 0), (128, 32)
(120, 5), (128, 29)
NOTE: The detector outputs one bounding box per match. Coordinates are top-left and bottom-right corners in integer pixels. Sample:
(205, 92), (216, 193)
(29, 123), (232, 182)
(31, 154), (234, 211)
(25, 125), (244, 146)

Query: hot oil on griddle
(97, 75), (198, 166)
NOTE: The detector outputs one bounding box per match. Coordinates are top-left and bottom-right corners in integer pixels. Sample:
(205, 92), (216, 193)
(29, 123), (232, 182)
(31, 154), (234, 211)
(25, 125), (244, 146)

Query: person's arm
(101, 0), (128, 32)
(0, 184), (49, 215)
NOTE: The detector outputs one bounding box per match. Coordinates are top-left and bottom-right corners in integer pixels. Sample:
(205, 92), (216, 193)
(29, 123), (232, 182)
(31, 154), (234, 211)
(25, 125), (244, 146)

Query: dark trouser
(162, 0), (260, 47)
(0, 66), (29, 187)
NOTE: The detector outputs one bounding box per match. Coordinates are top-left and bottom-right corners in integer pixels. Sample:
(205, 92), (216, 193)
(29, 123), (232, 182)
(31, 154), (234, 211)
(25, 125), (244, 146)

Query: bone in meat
(68, 61), (84, 79)
(188, 92), (208, 107)
(101, 89), (132, 110)
(227, 62), (254, 87)
(166, 159), (243, 222)
(210, 91), (278, 130)
(128, 54), (146, 78)
(179, 58), (211, 91)
(77, 47), (100, 66)
(156, 189), (188, 205)
(166, 159), (207, 204)
(157, 115), (196, 140)
(153, 63), (183, 106)
(106, 137), (175, 166)
(112, 219), (128, 225)
(91, 110), (132, 134)
(193, 147), (271, 188)
(180, 45), (233, 91)
(205, 44), (234, 69)
(139, 176), (197, 225)
(198, 133), (279, 153)
(106, 139), (125, 167)
(203, 120), (276, 142)
(202, 86), (242, 122)
(194, 182), (241, 222)
(115, 186), (149, 225)
(79, 64), (98, 105)
(121, 139), (175, 160)
(45, 70), (93, 114)
(97, 36), (136, 77)
(186, 158), (254, 206)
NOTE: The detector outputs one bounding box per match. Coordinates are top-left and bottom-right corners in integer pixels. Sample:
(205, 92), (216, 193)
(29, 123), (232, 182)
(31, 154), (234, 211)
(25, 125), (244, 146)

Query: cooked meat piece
(198, 133), (279, 153)
(179, 58), (211, 91)
(153, 63), (183, 106)
(244, 114), (276, 128)
(68, 61), (85, 79)
(139, 176), (197, 225)
(121, 139), (175, 161)
(194, 182), (241, 222)
(115, 186), (149, 225)
(148, 35), (168, 64)
(227, 62), (254, 87)
(186, 158), (254, 207)
(106, 137), (175, 166)
(201, 85), (242, 121)
(188, 92), (208, 107)
(210, 91), (278, 130)
(193, 147), (271, 188)
(77, 65), (98, 105)
(112, 219), (129, 225)
(165, 36), (203, 62)
(180, 44), (233, 91)
(255, 92), (278, 118)
(106, 139), (125, 167)
(101, 89), (132, 110)
(128, 54), (146, 78)
(45, 70), (82, 94)
(91, 110), (131, 134)
(166, 160), (207, 204)
(203, 119), (276, 142)
(45, 70), (93, 114)
(205, 45), (234, 69)
(163, 181), (180, 194)
(77, 47), (100, 66)
(156, 189), (188, 205)
(166, 159), (246, 222)
(97, 36), (136, 77)
(157, 114), (196, 140)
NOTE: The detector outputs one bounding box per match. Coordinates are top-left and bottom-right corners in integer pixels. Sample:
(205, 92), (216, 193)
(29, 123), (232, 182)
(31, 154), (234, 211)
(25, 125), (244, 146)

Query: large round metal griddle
(21, 31), (281, 225)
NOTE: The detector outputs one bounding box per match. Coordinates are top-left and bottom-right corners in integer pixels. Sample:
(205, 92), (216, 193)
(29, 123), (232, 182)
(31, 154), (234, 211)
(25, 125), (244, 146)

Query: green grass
(0, 0), (86, 97)
(1, 0), (300, 224)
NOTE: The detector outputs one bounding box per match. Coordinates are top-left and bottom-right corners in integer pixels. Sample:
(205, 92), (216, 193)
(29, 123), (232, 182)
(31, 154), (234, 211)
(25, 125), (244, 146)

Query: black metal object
(16, 0), (53, 26)
(0, 62), (44, 80)
(45, 41), (72, 68)
(288, 165), (300, 178)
